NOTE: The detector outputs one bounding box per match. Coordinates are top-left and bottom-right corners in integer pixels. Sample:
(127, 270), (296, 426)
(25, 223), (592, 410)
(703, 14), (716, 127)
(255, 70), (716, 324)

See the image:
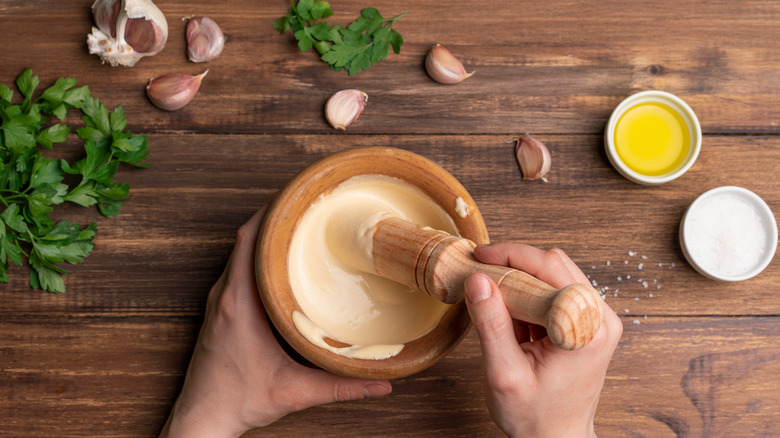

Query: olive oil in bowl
(614, 102), (690, 176)
(605, 90), (701, 185)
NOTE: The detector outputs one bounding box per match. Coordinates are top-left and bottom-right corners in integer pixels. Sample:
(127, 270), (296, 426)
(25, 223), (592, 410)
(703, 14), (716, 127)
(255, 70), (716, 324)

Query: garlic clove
(92, 0), (121, 37)
(146, 70), (208, 111)
(87, 0), (169, 67)
(325, 90), (368, 130)
(515, 134), (552, 181)
(186, 16), (225, 63)
(425, 43), (474, 85)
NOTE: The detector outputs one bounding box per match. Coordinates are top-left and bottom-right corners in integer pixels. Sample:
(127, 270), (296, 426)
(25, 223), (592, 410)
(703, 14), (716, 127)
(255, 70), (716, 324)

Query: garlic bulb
(186, 16), (225, 63)
(146, 70), (208, 111)
(325, 90), (368, 130)
(87, 0), (168, 67)
(425, 43), (474, 85)
(515, 134), (552, 181)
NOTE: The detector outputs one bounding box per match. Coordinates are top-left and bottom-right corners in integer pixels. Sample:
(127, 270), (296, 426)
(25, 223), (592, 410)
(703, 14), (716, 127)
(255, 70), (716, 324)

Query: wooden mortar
(256, 147), (487, 380)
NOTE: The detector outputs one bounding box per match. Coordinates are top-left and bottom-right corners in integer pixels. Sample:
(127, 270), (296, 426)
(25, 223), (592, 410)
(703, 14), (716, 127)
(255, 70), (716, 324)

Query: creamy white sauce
(288, 175), (457, 359)
(454, 197), (470, 218)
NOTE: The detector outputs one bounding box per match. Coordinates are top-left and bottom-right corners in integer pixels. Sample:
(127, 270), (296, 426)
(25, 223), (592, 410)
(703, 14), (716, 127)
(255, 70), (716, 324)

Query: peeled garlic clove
(515, 134), (552, 180)
(87, 0), (169, 67)
(425, 43), (474, 85)
(146, 70), (208, 111)
(186, 16), (225, 63)
(325, 90), (368, 130)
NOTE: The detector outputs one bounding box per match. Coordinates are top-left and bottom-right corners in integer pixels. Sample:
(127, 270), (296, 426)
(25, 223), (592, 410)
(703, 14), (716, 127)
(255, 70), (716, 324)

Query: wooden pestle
(370, 217), (603, 350)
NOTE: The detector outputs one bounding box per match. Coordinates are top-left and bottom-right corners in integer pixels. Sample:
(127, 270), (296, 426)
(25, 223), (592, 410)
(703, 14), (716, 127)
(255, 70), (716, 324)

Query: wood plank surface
(1, 0), (778, 436)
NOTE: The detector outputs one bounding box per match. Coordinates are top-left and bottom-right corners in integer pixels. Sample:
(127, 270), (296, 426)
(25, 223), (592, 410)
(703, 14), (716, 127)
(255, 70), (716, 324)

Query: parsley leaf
(275, 1), (407, 75)
(0, 69), (150, 293)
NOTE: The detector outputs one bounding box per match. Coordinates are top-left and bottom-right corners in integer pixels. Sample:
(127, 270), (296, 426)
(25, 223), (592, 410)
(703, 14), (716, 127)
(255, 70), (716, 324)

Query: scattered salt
(641, 281), (648, 288)
(617, 276), (622, 281)
(591, 279), (598, 287)
(641, 255), (648, 260)
(635, 297), (640, 301)
(623, 308), (629, 313)
(633, 320), (641, 325)
(626, 275), (631, 279)
(628, 251), (637, 256)
(624, 260), (629, 265)
(649, 293), (653, 297)
(606, 261), (611, 266)
(638, 263), (643, 270)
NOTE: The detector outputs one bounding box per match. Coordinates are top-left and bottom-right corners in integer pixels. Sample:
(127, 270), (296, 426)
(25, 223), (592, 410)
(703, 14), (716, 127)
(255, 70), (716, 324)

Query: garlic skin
(87, 0), (168, 67)
(325, 90), (368, 130)
(146, 70), (208, 111)
(186, 16), (225, 63)
(515, 134), (552, 181)
(425, 43), (474, 85)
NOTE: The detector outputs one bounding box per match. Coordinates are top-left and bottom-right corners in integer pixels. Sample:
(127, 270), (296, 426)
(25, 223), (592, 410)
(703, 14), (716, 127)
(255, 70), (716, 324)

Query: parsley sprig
(0, 68), (149, 293)
(274, 0), (407, 75)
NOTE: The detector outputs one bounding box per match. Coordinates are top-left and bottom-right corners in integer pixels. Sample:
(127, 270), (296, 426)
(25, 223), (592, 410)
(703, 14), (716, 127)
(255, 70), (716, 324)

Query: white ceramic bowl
(605, 90), (702, 185)
(680, 186), (778, 281)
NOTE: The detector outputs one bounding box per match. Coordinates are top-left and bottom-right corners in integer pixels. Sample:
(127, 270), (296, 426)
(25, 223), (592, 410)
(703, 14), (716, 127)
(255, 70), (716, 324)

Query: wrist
(160, 397), (248, 438)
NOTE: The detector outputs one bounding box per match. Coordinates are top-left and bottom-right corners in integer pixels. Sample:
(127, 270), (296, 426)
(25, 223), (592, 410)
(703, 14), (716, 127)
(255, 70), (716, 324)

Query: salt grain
(638, 263), (643, 270)
(633, 319), (640, 324)
(624, 308), (629, 313)
(617, 276), (622, 281)
(641, 281), (648, 288)
(628, 251), (637, 256)
(606, 260), (611, 266)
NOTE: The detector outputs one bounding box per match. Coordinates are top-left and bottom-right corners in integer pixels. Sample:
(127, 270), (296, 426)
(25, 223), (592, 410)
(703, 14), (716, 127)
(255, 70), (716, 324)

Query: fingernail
(465, 274), (493, 304)
(363, 382), (391, 398)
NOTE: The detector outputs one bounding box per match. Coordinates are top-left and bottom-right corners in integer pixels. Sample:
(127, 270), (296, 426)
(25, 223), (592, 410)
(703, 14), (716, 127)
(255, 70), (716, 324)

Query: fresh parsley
(274, 0), (407, 75)
(0, 68), (149, 293)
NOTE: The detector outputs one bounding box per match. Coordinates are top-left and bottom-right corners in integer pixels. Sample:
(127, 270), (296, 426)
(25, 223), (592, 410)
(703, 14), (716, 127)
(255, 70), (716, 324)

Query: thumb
(290, 368), (392, 408)
(464, 273), (531, 376)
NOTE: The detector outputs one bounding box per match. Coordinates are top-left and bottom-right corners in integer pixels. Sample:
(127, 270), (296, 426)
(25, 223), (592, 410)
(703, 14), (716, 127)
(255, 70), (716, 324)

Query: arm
(464, 243), (623, 438)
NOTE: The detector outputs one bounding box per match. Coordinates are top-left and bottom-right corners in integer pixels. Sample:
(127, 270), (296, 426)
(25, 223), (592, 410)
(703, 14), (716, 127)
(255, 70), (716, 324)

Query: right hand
(464, 242), (622, 438)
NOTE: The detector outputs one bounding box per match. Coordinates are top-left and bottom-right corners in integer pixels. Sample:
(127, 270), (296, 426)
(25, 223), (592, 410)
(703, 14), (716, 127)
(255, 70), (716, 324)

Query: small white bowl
(605, 90), (702, 185)
(680, 186), (778, 281)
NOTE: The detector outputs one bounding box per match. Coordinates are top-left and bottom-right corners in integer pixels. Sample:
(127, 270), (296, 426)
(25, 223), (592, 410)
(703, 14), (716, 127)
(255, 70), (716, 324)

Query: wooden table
(1, 0), (778, 436)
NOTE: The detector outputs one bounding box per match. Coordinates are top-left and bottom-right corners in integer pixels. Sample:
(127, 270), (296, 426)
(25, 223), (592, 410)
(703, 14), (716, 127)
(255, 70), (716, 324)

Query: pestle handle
(372, 217), (602, 350)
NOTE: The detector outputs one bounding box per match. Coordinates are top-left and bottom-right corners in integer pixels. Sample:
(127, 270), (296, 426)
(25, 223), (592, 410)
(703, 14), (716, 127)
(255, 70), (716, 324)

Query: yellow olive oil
(614, 102), (690, 176)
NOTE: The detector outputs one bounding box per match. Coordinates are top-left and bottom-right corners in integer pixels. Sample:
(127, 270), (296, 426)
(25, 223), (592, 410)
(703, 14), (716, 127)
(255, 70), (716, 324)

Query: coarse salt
(685, 193), (767, 276)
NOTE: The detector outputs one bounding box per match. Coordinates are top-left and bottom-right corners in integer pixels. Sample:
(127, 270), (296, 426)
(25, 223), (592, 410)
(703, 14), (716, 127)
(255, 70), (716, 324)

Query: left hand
(160, 206), (393, 438)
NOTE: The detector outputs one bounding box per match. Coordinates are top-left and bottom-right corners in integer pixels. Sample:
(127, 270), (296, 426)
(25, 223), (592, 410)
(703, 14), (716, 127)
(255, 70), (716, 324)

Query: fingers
(464, 273), (531, 377)
(474, 242), (589, 289)
(279, 368), (392, 412)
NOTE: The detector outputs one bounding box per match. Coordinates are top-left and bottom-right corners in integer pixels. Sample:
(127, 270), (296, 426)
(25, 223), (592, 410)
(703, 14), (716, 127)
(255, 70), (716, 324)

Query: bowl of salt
(680, 186), (778, 281)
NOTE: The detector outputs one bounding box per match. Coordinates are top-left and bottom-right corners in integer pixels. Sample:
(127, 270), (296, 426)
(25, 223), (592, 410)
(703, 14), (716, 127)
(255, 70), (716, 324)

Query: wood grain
(1, 0), (779, 436)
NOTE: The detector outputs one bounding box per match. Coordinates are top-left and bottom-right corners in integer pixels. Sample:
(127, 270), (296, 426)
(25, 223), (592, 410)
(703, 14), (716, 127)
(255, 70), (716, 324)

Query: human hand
(464, 243), (622, 438)
(160, 206), (392, 438)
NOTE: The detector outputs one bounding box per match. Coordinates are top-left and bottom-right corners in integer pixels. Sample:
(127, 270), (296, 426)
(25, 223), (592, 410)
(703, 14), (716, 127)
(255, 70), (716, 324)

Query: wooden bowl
(256, 147), (489, 380)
